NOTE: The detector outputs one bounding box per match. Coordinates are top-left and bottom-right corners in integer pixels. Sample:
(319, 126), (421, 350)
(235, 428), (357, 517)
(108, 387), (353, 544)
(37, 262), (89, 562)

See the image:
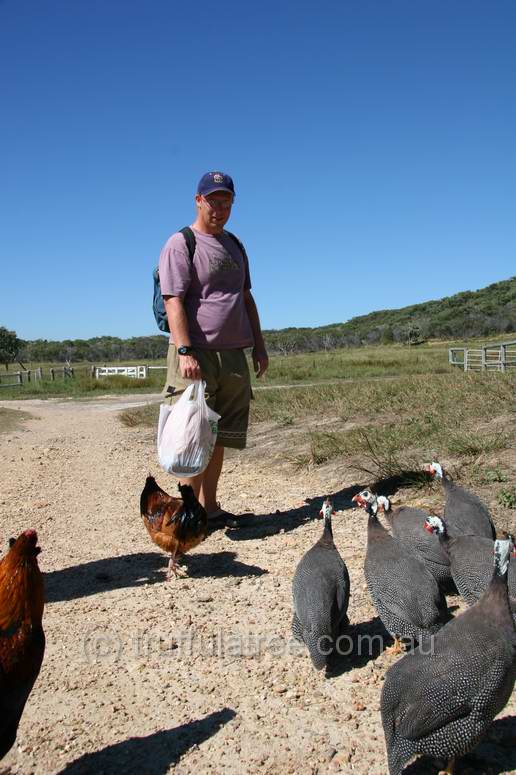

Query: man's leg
(198, 444), (225, 513)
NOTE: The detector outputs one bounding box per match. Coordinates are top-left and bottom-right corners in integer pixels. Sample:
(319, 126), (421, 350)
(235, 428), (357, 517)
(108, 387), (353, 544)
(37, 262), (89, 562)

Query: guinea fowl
(426, 461), (496, 539)
(140, 475), (208, 579)
(352, 493), (449, 654)
(425, 516), (516, 622)
(353, 490), (451, 588)
(291, 498), (350, 672)
(381, 539), (516, 775)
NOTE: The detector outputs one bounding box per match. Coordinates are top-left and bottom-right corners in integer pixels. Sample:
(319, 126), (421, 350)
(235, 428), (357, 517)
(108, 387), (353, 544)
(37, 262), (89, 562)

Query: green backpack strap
(179, 226), (196, 264)
(224, 230), (248, 261)
(178, 226), (247, 264)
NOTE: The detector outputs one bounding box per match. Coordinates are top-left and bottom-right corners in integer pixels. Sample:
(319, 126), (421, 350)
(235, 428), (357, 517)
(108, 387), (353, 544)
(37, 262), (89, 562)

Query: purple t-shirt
(159, 228), (254, 349)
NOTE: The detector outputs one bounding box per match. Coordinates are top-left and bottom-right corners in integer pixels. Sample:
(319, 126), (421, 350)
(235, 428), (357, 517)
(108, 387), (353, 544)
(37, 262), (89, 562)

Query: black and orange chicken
(0, 529), (45, 760)
(140, 476), (208, 579)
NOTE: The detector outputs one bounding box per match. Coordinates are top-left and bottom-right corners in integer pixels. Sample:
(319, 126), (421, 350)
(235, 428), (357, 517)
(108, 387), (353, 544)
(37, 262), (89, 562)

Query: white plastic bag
(157, 381), (220, 478)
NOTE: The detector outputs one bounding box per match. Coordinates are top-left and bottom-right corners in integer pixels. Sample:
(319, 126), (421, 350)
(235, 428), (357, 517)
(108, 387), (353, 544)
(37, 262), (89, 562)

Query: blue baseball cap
(197, 171), (235, 197)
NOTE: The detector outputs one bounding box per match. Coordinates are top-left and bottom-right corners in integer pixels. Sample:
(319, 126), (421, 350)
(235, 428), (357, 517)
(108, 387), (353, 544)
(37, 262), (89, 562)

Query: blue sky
(1, 0), (515, 341)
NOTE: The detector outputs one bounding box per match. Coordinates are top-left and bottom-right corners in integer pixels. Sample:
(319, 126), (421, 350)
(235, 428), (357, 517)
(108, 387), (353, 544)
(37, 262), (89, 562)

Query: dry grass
(117, 350), (515, 492)
(119, 404), (158, 428)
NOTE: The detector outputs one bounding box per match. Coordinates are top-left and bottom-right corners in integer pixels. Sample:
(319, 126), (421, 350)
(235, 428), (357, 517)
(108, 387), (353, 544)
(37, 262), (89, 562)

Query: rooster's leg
(385, 636), (404, 655)
(438, 758), (455, 775)
(166, 550), (187, 580)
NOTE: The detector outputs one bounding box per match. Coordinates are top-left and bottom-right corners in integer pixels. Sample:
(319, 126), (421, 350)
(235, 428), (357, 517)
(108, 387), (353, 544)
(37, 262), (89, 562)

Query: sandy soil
(0, 395), (515, 775)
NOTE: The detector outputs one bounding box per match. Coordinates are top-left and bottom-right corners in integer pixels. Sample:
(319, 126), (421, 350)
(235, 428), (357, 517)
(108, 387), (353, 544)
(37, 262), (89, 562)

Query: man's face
(196, 190), (233, 232)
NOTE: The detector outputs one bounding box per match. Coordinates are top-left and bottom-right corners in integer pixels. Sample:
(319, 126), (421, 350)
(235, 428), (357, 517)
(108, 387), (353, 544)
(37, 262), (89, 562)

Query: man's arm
(244, 289), (269, 378)
(163, 295), (201, 380)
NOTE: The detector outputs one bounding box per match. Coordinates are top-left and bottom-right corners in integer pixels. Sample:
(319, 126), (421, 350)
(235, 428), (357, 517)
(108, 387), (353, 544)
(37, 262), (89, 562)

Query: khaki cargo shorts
(162, 345), (252, 450)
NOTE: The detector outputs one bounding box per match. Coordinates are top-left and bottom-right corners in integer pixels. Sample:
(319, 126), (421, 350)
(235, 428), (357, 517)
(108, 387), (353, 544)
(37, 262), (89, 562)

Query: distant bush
(14, 277), (516, 362)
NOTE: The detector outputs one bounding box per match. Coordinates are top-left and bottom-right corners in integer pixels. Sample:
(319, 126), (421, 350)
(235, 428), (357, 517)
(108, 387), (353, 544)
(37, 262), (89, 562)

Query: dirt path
(0, 398), (515, 775)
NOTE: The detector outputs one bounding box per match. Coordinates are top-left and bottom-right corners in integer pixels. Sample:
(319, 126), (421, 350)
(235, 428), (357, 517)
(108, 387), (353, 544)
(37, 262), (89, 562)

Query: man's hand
(252, 347), (269, 378)
(179, 355), (201, 381)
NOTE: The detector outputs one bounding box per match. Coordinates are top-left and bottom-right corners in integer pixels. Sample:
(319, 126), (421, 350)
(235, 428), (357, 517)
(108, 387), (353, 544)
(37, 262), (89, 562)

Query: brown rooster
(0, 529), (45, 760)
(140, 476), (208, 579)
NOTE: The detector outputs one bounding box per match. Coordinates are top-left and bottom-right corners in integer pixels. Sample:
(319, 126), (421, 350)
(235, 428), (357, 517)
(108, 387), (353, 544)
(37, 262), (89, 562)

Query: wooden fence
(449, 339), (516, 372)
(0, 367), (74, 388)
(0, 364), (165, 387)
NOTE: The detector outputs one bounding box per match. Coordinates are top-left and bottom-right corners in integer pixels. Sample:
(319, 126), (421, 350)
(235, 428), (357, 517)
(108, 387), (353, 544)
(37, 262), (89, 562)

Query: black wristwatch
(177, 345), (194, 356)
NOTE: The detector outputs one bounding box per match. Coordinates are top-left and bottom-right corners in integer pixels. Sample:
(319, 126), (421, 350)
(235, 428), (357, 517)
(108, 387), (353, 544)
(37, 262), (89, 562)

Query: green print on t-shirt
(208, 253), (239, 277)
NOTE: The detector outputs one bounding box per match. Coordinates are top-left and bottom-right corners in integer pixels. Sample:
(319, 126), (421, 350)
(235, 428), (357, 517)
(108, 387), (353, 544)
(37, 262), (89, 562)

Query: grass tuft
(498, 488), (516, 510)
(119, 404), (158, 428)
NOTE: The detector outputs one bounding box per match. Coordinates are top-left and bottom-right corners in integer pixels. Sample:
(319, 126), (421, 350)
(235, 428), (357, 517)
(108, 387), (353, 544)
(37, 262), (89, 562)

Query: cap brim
(199, 186), (235, 197)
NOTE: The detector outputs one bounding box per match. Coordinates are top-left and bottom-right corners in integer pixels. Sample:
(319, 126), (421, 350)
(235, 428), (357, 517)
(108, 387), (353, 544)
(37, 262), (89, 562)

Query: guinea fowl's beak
(423, 521), (433, 534)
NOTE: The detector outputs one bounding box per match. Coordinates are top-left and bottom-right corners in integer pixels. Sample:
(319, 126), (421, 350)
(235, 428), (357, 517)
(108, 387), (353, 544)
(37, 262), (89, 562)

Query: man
(159, 171), (269, 527)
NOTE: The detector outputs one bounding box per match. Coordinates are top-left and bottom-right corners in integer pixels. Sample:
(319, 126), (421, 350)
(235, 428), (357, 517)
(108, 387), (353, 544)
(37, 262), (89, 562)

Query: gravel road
(0, 396), (515, 775)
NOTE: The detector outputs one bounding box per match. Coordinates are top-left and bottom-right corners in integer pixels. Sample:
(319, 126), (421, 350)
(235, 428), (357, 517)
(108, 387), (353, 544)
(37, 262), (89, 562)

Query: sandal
(207, 507), (254, 529)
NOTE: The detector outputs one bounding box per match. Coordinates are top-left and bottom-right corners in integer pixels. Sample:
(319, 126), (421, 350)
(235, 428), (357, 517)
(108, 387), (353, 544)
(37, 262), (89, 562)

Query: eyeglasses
(201, 195), (234, 211)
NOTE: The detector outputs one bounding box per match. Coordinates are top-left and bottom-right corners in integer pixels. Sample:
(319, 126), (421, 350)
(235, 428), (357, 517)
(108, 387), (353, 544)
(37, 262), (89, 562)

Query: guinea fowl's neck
(480, 572), (514, 629)
(437, 529), (450, 551)
(320, 517), (334, 545)
(367, 513), (390, 541)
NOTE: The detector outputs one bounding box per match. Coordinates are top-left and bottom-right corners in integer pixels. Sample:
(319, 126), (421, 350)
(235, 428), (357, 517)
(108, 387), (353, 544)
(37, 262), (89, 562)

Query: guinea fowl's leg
(385, 635), (404, 655)
(438, 758), (455, 775)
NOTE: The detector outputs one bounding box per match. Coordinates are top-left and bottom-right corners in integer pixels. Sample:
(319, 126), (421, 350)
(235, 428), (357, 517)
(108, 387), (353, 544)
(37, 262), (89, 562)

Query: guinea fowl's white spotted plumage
(426, 517), (516, 622)
(381, 539), (516, 775)
(291, 498), (350, 671)
(358, 491), (451, 587)
(427, 461), (496, 540)
(352, 492), (449, 645)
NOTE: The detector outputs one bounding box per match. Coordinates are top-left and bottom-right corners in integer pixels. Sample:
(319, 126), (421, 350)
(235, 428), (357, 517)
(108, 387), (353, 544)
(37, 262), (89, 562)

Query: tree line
(1, 276), (514, 367)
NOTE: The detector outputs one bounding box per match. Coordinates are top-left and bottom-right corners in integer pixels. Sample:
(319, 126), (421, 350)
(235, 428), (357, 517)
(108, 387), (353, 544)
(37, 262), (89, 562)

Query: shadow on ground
(401, 714), (516, 775)
(45, 551), (266, 603)
(224, 470), (431, 542)
(57, 707), (236, 775)
(182, 550), (267, 579)
(326, 616), (392, 677)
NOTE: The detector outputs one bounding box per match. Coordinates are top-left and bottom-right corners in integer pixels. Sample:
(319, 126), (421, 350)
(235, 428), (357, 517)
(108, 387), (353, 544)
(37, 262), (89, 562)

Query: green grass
(116, 351), (515, 487)
(0, 370), (165, 400)
(2, 337), (512, 399)
(497, 488), (516, 510)
(259, 344), (450, 385)
(0, 341), (462, 399)
(250, 370), (515, 424)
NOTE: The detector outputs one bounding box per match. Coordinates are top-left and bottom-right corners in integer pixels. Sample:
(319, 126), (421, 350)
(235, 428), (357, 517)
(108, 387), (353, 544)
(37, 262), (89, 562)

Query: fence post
(90, 365), (96, 378)
(481, 347), (486, 371)
(50, 368), (55, 381)
(27, 370), (31, 383)
(17, 372), (22, 385)
(500, 344), (507, 373)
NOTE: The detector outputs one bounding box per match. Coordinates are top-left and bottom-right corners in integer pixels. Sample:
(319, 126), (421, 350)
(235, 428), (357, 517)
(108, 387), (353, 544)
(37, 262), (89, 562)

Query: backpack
(153, 226), (247, 333)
